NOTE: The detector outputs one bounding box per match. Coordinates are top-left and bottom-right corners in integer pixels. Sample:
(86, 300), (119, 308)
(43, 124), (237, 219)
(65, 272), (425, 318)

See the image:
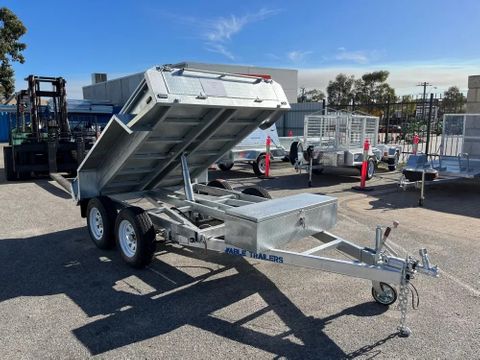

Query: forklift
(3, 75), (96, 183)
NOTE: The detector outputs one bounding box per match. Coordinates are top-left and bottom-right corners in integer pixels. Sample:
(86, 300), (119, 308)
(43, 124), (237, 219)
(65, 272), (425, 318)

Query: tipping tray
(74, 66), (290, 200)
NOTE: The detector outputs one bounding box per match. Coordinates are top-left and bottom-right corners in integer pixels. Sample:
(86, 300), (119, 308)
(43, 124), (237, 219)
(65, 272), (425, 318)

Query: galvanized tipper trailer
(71, 66), (437, 336)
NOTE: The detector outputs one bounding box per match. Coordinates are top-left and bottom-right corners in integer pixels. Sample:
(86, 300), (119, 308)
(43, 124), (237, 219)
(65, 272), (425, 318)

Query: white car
(217, 123), (286, 176)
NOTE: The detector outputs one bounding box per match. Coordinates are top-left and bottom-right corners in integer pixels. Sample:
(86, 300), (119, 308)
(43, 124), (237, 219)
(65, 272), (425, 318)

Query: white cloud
(334, 47), (383, 64)
(265, 53), (281, 60)
(335, 50), (368, 64)
(204, 8), (280, 43)
(165, 8), (281, 60)
(205, 43), (235, 60)
(287, 50), (313, 63)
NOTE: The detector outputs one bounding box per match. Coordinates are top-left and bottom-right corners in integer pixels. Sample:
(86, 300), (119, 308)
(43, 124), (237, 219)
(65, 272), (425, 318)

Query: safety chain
(397, 280), (412, 337)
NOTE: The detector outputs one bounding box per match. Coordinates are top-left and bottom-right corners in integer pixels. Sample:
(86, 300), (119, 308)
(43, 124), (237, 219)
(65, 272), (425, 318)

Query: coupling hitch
(408, 248), (439, 278)
(373, 221), (439, 337)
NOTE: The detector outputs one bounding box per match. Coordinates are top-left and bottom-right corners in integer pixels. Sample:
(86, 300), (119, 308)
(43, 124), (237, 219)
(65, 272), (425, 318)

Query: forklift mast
(3, 75), (95, 181)
(15, 90), (28, 133)
(25, 75), (70, 140)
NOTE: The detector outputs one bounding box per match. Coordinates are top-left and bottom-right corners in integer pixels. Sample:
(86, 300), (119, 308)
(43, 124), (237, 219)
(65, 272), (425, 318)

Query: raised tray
(74, 66), (290, 200)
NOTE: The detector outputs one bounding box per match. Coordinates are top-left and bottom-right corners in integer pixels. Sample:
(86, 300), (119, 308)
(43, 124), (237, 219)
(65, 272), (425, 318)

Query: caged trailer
(71, 66), (437, 337)
(289, 110), (401, 186)
(401, 113), (480, 188)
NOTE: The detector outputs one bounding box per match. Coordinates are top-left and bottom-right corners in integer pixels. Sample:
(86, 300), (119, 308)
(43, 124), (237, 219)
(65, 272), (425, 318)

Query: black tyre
(289, 142), (298, 165)
(372, 283), (397, 306)
(312, 168), (324, 175)
(86, 197), (117, 249)
(115, 206), (156, 268)
(388, 153), (399, 171)
(403, 170), (437, 182)
(207, 179), (233, 190)
(241, 186), (271, 199)
(3, 146), (15, 181)
(217, 162), (234, 171)
(253, 154), (267, 176)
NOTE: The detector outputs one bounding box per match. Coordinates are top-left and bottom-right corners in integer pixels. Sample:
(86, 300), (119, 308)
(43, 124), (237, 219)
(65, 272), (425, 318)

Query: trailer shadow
(34, 179), (72, 199)
(210, 167), (364, 193)
(0, 227), (394, 358)
(366, 180), (480, 219)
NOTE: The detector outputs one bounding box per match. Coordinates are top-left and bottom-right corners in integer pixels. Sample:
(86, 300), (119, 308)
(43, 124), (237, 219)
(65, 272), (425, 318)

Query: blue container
(0, 112), (11, 142)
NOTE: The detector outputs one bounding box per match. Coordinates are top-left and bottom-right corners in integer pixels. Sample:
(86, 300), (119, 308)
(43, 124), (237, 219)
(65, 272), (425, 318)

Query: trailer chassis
(82, 155), (438, 337)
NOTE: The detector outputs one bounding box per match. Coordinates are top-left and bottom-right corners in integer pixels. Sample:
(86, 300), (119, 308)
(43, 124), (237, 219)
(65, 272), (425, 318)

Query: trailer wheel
(115, 207), (156, 268)
(217, 162), (234, 171)
(366, 158), (376, 180)
(289, 142), (298, 165)
(207, 179), (233, 190)
(371, 283), (397, 305)
(3, 146), (15, 181)
(241, 186), (271, 199)
(252, 154), (266, 176)
(86, 197), (117, 249)
(403, 170), (436, 182)
(388, 153), (399, 171)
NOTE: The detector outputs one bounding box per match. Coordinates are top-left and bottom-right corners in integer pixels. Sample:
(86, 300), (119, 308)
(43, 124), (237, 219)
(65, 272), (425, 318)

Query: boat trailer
(71, 66), (438, 337)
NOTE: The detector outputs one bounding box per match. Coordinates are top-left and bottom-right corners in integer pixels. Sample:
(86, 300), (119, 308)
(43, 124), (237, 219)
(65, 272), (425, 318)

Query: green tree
(0, 7), (27, 99)
(326, 73), (355, 106)
(298, 88), (325, 102)
(442, 86), (466, 113)
(354, 70), (395, 105)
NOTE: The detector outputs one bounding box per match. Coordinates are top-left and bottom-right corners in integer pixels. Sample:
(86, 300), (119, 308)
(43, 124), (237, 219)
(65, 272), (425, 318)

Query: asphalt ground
(0, 145), (479, 359)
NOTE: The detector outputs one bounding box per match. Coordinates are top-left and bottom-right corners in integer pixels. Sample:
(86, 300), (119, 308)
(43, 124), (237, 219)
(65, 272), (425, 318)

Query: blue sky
(4, 0), (480, 98)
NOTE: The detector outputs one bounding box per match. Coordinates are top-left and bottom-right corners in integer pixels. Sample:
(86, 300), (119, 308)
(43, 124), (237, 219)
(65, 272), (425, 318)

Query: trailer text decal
(225, 247), (283, 263)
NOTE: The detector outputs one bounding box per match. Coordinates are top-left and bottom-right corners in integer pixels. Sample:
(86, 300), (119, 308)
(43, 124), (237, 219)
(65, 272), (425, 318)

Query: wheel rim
(89, 207), (104, 241)
(375, 284), (395, 304)
(368, 160), (375, 178)
(258, 157), (266, 174)
(297, 143), (304, 162)
(119, 219), (137, 258)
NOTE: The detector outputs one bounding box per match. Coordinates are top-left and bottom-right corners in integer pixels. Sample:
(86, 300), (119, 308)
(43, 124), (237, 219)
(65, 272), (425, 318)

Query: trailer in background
(289, 110), (401, 186)
(401, 114), (480, 187)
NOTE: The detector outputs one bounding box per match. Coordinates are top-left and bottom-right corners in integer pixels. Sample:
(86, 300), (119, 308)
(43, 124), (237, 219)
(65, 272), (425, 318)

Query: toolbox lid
(225, 193), (337, 223)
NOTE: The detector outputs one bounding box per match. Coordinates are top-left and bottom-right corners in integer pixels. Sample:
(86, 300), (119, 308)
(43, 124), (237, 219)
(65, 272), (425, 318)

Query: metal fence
(327, 96), (459, 163)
